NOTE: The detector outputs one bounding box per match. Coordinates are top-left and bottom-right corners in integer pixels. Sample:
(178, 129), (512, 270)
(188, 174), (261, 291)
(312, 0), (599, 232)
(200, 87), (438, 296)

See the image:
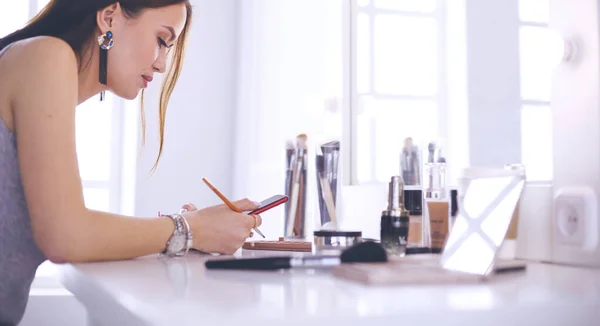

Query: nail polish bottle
(380, 176), (410, 256)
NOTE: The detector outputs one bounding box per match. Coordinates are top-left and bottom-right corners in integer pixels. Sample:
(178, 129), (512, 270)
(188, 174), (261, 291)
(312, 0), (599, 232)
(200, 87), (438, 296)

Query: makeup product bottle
(381, 176), (410, 256)
(404, 187), (423, 247)
(423, 161), (449, 254)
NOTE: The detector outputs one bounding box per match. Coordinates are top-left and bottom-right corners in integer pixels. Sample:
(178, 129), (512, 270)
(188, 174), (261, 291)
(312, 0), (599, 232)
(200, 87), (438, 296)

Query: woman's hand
(181, 199), (263, 255)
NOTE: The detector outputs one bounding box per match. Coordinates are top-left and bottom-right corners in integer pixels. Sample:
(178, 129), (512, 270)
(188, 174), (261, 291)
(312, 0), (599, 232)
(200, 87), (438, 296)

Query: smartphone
(246, 195), (289, 215)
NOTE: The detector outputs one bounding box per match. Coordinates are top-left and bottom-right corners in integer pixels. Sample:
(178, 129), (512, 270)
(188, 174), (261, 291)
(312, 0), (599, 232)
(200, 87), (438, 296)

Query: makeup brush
(295, 170), (306, 236)
(328, 141), (340, 203)
(286, 133), (307, 237)
(316, 154), (327, 225)
(317, 152), (338, 229)
(296, 134), (308, 237)
(205, 241), (387, 270)
(320, 179), (337, 226)
(285, 139), (295, 168)
(284, 140), (295, 223)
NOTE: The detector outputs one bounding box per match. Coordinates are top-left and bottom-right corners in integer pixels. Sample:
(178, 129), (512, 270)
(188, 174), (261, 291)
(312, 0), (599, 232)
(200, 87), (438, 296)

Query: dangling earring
(97, 31), (114, 101)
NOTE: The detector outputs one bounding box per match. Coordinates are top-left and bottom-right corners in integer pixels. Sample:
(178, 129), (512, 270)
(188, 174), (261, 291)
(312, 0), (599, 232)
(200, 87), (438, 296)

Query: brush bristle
(296, 134), (308, 149)
(340, 241), (387, 263)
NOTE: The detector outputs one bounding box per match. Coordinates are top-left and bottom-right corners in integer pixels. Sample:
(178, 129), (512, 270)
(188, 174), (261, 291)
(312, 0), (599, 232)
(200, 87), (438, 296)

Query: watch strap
(173, 213), (193, 256)
(162, 214), (192, 257)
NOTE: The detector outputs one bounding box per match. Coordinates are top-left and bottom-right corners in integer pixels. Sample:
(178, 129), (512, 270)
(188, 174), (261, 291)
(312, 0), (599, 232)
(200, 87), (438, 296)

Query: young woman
(0, 1), (262, 324)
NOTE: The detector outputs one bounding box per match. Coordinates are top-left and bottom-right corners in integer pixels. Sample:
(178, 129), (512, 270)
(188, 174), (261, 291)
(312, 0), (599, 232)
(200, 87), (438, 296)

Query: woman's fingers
(185, 198), (259, 214)
(241, 214), (263, 229)
(233, 198), (260, 211)
(252, 214), (262, 228)
(181, 203), (197, 211)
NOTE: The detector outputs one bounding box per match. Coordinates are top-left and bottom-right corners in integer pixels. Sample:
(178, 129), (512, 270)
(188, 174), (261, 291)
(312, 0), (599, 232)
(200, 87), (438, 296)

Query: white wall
(549, 0), (600, 266)
(134, 0), (240, 215)
(465, 0), (522, 167)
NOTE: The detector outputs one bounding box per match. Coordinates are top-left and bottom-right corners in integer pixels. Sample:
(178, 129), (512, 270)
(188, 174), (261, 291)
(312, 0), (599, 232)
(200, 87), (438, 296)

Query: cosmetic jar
(313, 230), (363, 255)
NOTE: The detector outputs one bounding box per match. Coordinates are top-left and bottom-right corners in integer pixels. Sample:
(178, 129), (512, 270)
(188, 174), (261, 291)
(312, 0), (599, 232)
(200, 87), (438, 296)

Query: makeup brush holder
(316, 141), (340, 229)
(316, 171), (339, 228)
(284, 158), (307, 238)
(284, 136), (309, 238)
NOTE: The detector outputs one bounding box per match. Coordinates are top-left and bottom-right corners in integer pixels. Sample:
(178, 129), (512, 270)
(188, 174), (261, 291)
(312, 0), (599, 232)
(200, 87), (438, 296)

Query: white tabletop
(57, 249), (600, 326)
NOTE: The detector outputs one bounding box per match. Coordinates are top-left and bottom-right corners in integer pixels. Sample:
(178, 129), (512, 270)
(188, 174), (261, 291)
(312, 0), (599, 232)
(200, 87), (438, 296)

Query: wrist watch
(163, 214), (193, 257)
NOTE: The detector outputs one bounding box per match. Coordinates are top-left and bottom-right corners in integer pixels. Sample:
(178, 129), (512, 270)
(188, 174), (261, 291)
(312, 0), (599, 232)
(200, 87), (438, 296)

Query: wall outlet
(553, 187), (598, 251)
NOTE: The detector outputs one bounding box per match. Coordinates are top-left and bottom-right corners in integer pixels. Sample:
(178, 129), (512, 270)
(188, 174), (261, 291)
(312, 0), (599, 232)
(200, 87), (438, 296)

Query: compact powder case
(313, 230), (363, 255)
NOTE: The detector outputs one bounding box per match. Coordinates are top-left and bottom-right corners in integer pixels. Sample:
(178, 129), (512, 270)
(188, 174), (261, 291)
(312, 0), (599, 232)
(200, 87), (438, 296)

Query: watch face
(169, 236), (186, 253)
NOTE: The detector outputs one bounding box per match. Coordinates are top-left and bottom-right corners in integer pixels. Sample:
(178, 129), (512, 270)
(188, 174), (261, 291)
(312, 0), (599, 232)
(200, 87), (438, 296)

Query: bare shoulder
(4, 36), (79, 111)
(3, 36), (78, 87)
(4, 35), (76, 63)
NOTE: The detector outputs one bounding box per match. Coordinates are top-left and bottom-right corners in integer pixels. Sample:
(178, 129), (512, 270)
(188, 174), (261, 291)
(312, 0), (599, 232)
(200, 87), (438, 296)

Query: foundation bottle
(423, 162), (449, 254)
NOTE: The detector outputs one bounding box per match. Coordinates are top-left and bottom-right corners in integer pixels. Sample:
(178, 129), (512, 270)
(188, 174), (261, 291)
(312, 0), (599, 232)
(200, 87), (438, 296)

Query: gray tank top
(0, 118), (46, 325)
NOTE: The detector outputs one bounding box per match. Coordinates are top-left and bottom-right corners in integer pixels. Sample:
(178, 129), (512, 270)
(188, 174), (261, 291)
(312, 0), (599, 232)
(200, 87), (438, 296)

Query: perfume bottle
(380, 176), (410, 256)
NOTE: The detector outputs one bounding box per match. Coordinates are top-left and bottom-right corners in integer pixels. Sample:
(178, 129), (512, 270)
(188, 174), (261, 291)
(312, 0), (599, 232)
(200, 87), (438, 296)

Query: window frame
(519, 15), (551, 106)
(518, 0), (553, 182)
(343, 0), (447, 186)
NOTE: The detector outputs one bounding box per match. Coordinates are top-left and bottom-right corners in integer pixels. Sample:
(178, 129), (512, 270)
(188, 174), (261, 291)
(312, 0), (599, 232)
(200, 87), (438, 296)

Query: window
(349, 0), (444, 184)
(38, 0), (50, 12)
(347, 0), (554, 185)
(76, 93), (122, 213)
(518, 0), (553, 181)
(0, 0), (123, 284)
(0, 1), (28, 38)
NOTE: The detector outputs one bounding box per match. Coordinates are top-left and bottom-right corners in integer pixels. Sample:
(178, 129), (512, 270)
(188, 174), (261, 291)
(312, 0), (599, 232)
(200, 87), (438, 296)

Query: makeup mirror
(440, 168), (526, 275)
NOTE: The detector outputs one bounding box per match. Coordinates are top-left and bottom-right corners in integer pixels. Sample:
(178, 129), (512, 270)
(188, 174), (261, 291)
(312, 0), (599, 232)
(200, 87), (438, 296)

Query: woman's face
(99, 3), (187, 100)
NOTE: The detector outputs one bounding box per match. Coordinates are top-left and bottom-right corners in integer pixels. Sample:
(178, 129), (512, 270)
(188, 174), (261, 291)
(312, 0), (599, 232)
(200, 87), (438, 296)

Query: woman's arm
(9, 36), (175, 263)
(8, 36), (261, 262)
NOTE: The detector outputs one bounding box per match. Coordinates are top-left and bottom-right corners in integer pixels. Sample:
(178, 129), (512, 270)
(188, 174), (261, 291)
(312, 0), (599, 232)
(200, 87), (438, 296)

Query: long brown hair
(0, 0), (193, 172)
